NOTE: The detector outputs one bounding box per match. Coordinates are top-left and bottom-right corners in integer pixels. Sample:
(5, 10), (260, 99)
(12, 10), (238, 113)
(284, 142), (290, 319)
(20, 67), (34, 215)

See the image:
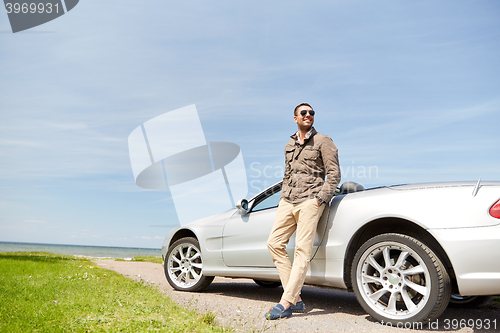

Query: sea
(0, 241), (162, 259)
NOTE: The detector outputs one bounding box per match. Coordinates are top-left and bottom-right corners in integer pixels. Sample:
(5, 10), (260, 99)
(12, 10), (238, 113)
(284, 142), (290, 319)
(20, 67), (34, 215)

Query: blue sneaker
(264, 304), (292, 320)
(290, 301), (305, 313)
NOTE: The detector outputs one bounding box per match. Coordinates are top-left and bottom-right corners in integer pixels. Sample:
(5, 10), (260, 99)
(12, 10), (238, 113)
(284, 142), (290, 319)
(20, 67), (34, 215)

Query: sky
(1, 1), (499, 249)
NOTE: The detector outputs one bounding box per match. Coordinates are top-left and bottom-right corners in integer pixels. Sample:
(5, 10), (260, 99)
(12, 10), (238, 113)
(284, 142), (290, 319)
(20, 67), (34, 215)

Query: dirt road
(93, 260), (499, 333)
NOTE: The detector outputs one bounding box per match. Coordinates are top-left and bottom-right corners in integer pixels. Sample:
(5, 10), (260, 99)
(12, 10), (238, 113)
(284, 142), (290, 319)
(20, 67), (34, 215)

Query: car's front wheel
(352, 233), (451, 325)
(164, 237), (214, 292)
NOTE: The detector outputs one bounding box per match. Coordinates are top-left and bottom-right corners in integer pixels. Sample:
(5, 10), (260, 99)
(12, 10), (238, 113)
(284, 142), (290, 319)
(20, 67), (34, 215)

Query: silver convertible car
(161, 180), (500, 325)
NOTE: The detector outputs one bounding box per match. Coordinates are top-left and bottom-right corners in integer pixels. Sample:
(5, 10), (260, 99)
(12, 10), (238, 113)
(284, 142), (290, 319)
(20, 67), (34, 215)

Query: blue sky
(1, 1), (499, 249)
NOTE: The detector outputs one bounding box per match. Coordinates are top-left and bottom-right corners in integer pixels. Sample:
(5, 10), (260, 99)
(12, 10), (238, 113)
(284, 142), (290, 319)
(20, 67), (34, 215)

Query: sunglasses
(299, 110), (315, 116)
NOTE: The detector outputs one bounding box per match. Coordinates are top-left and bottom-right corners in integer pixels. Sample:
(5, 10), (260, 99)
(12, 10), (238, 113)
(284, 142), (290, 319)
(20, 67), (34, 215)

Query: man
(265, 103), (341, 320)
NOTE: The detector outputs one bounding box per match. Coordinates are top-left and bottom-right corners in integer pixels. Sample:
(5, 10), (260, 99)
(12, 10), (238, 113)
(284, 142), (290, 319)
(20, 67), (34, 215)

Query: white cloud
(47, 122), (88, 130)
(23, 219), (45, 223)
(0, 140), (44, 147)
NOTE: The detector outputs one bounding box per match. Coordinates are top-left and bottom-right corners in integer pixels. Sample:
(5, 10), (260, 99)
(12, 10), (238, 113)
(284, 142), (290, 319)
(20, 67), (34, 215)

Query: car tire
(448, 295), (492, 308)
(253, 279), (282, 288)
(164, 237), (214, 292)
(351, 233), (451, 325)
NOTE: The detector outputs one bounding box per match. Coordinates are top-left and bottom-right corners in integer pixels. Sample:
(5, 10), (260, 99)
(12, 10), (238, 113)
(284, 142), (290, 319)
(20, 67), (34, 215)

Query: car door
(222, 184), (329, 267)
(222, 188), (282, 267)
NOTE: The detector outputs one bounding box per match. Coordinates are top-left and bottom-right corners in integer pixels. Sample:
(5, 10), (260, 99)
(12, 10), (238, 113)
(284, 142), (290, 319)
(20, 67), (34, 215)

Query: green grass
(0, 252), (228, 332)
(115, 256), (164, 264)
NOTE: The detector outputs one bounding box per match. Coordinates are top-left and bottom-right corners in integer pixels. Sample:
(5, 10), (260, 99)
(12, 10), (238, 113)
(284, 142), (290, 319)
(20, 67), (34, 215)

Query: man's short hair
(294, 103), (313, 116)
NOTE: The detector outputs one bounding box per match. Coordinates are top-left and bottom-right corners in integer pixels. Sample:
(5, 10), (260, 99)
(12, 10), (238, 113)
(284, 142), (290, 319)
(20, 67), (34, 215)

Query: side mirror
(235, 199), (249, 215)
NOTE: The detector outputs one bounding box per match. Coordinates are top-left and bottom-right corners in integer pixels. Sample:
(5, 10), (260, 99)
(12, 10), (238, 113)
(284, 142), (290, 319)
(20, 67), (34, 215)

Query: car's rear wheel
(164, 237), (214, 292)
(352, 233), (451, 325)
(253, 279), (282, 288)
(448, 295), (492, 308)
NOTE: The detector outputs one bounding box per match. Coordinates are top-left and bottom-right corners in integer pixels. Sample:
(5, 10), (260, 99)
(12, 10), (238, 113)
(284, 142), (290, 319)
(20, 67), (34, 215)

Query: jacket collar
(291, 126), (317, 144)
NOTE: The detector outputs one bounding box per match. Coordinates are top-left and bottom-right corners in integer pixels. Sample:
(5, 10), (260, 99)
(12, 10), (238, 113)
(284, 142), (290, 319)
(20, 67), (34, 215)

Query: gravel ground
(93, 260), (499, 333)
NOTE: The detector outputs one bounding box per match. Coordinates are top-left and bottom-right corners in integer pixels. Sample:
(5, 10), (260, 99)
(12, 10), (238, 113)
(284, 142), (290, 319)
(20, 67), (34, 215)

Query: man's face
(294, 105), (315, 130)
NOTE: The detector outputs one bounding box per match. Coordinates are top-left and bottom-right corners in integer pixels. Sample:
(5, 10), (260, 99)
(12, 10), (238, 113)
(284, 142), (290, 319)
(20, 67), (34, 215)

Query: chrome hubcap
(168, 243), (203, 288)
(357, 242), (431, 320)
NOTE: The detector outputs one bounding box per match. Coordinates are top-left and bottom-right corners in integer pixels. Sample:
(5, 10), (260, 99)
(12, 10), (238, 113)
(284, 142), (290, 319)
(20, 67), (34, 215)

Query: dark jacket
(281, 127), (341, 204)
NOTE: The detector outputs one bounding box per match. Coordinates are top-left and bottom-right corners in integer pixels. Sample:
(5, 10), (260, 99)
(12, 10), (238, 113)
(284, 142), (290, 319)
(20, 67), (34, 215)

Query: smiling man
(265, 103), (341, 320)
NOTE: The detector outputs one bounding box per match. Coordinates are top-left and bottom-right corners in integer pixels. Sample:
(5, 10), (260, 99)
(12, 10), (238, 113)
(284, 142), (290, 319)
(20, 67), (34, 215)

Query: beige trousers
(267, 198), (326, 305)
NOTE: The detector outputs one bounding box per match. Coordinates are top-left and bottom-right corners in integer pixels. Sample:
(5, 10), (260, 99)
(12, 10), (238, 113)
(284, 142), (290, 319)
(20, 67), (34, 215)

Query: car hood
(163, 209), (236, 247)
(182, 209), (236, 228)
(162, 208), (236, 255)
